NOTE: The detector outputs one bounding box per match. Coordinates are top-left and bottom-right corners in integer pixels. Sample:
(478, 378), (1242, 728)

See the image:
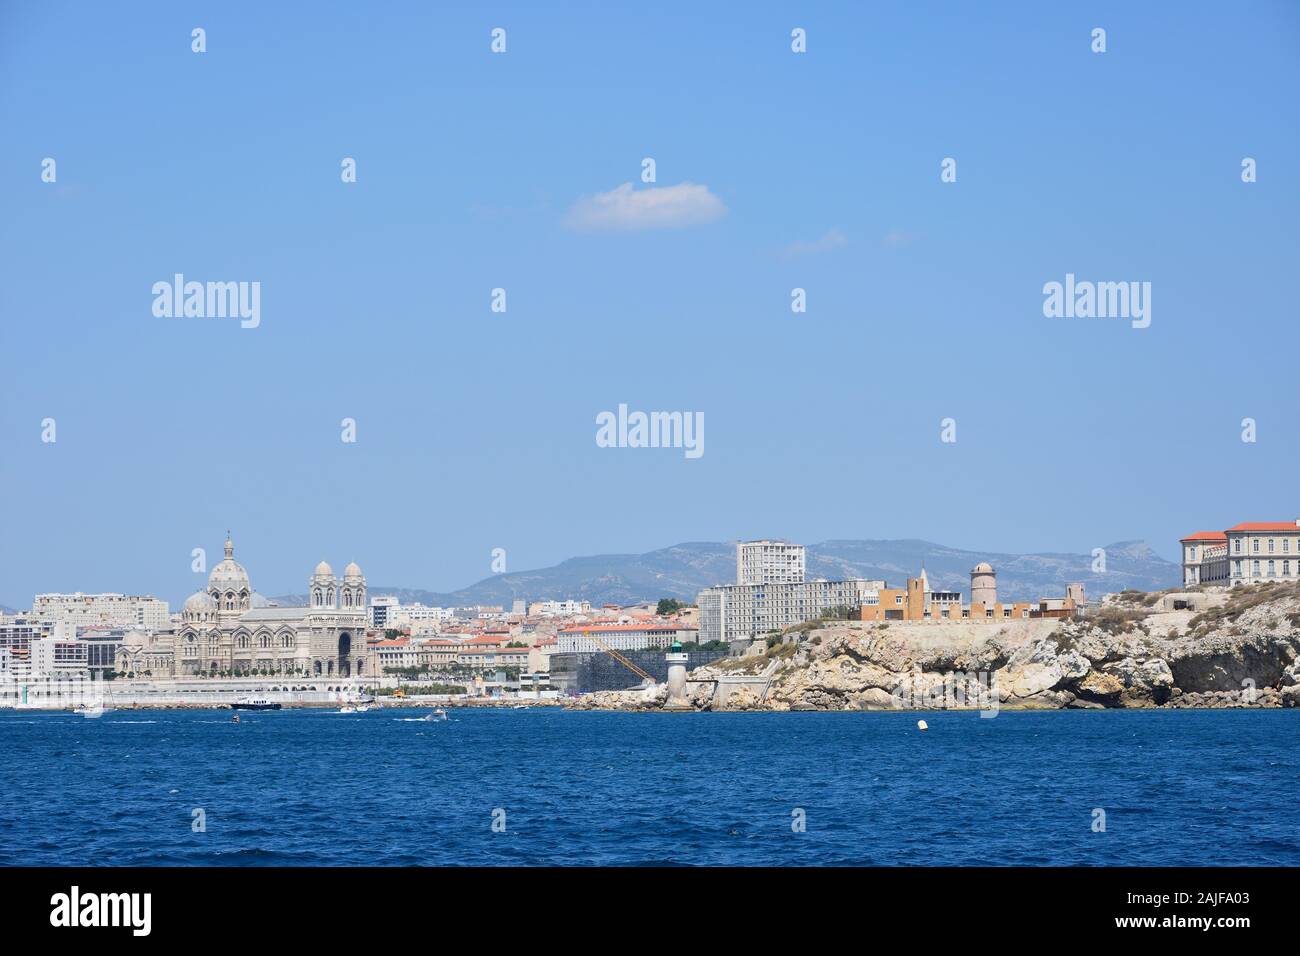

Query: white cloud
(883, 230), (919, 247)
(782, 228), (848, 258)
(563, 182), (726, 232)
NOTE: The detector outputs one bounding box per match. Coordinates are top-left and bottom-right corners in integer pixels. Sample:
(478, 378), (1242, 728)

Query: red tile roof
(1180, 531), (1227, 542)
(1226, 521), (1300, 532)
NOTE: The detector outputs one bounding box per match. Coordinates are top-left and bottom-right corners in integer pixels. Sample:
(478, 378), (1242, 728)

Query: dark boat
(231, 697), (282, 711)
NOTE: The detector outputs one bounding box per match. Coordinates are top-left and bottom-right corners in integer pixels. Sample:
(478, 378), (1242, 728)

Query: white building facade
(736, 540), (806, 586)
(1180, 531), (1230, 586)
(1225, 520), (1300, 585)
(33, 592), (169, 631)
(698, 578), (885, 644)
(117, 535), (369, 678)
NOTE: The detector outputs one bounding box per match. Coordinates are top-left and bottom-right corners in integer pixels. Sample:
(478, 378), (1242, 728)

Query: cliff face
(569, 583), (1300, 712)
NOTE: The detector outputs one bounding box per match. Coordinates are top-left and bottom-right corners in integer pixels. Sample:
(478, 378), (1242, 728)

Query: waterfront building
(0, 617), (48, 658)
(697, 578), (883, 643)
(736, 540), (806, 585)
(457, 638), (531, 671)
(31, 630), (88, 680)
(116, 534), (368, 678)
(32, 592), (169, 631)
(1180, 520), (1300, 586)
(555, 622), (698, 653)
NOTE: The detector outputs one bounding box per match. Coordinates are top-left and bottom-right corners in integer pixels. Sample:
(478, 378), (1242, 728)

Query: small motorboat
(231, 714), (241, 724)
(231, 697), (281, 711)
(340, 705), (356, 714)
(354, 704), (370, 713)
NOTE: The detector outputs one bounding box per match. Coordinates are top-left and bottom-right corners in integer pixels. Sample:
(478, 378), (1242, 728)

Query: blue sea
(1, 708), (1296, 866)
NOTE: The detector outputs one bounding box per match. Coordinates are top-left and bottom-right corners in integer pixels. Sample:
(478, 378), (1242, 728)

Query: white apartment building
(528, 599), (593, 617)
(736, 540), (806, 585)
(697, 578), (885, 644)
(386, 603), (457, 629)
(368, 596), (401, 628)
(31, 632), (89, 680)
(555, 623), (698, 654)
(33, 592), (170, 631)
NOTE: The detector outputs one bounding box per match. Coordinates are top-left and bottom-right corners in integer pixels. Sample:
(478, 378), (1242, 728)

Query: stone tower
(970, 562), (997, 608)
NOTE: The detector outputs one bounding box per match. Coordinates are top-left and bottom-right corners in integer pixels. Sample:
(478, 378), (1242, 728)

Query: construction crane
(583, 632), (655, 684)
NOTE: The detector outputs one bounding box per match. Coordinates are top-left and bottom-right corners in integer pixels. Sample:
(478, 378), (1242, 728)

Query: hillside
(270, 538), (1178, 609)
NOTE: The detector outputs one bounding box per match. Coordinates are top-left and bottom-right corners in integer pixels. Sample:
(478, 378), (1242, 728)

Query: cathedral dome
(209, 534), (251, 593)
(343, 561), (363, 580)
(313, 560), (334, 579)
(184, 590), (217, 613)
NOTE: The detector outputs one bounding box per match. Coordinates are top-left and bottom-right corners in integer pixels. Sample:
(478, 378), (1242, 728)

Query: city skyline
(0, 525), (1209, 612)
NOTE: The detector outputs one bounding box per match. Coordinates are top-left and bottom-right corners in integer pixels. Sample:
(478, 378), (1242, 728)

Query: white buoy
(917, 719), (928, 731)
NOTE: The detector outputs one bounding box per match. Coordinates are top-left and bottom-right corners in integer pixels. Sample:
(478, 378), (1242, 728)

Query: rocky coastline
(567, 583), (1300, 713)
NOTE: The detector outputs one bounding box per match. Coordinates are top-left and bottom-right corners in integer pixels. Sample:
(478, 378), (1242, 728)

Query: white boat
(339, 705), (356, 714)
(75, 695), (114, 718)
(354, 704), (370, 713)
(231, 696), (282, 711)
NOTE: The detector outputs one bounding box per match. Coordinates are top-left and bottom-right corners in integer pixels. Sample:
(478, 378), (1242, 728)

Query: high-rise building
(32, 593), (169, 631)
(736, 540), (806, 585)
(368, 596), (400, 629)
(697, 578), (883, 644)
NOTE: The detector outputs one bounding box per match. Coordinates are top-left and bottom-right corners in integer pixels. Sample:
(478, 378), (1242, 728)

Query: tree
(657, 598), (685, 616)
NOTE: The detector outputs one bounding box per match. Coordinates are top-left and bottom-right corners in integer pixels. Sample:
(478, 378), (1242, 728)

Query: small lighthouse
(666, 639), (689, 703)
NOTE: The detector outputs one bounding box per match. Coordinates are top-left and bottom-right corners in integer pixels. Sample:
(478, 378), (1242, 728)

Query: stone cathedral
(118, 534), (368, 678)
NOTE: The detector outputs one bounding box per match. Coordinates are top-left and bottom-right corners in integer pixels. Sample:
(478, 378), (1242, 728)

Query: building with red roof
(1181, 520), (1300, 586)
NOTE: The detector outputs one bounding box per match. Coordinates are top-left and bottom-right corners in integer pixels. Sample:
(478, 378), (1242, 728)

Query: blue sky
(1, 1), (1297, 607)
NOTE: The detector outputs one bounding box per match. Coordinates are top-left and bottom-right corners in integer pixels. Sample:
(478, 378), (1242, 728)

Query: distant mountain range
(269, 539), (1180, 609)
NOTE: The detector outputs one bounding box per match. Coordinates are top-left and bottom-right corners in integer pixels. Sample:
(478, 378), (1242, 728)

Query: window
(1268, 561), (1275, 576)
(1252, 539), (1260, 553)
(1233, 539), (1241, 553)
(1268, 539), (1275, 553)
(1253, 560), (1261, 575)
